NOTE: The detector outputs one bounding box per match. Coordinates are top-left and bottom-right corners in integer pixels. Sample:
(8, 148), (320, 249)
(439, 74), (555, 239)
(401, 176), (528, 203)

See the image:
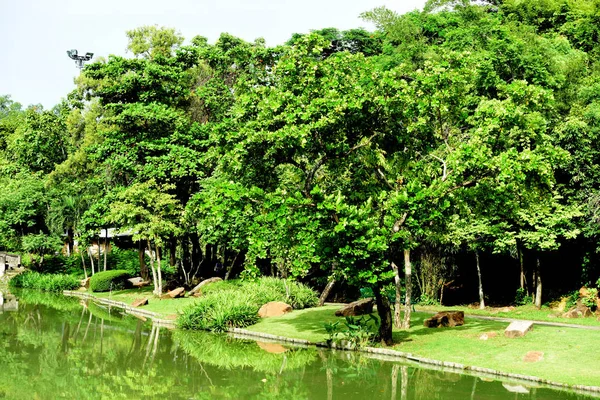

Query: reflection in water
(0, 290), (598, 399)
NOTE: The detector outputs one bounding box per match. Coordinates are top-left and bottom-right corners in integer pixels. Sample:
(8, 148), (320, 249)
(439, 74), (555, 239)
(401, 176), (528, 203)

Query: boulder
(423, 311), (464, 328)
(131, 298), (149, 307)
(562, 302), (593, 318)
(335, 298), (374, 317)
(165, 287), (185, 299)
(80, 277), (90, 289)
(128, 277), (145, 287)
(189, 277), (223, 296)
(504, 321), (533, 338)
(258, 301), (293, 318)
(523, 351), (544, 363)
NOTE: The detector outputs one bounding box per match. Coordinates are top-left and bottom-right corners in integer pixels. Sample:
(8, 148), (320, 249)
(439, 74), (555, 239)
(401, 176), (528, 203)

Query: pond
(0, 289), (597, 400)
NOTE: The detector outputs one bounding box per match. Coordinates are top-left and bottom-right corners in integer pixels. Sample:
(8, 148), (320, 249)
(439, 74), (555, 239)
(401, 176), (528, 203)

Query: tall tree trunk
(147, 242), (158, 296)
(318, 262), (338, 306)
(319, 279), (336, 306)
(535, 257), (542, 309)
(391, 261), (402, 328)
(169, 236), (176, 267)
(518, 244), (526, 292)
(139, 241), (148, 281)
(88, 248), (95, 276)
(224, 252), (239, 281)
(402, 249), (412, 330)
(80, 246), (88, 280)
(103, 229), (108, 272)
(476, 251), (485, 309)
(156, 244), (163, 295)
(374, 284), (393, 346)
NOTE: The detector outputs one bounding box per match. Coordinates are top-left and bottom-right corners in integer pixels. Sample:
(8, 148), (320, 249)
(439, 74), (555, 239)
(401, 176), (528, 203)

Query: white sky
(0, 0), (426, 109)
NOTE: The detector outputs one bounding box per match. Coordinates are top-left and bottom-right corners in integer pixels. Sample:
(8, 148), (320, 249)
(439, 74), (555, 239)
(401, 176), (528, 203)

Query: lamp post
(67, 49), (94, 71)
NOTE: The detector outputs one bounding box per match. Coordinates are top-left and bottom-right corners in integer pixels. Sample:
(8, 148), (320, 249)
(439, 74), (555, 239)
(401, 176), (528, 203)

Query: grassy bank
(248, 307), (600, 387)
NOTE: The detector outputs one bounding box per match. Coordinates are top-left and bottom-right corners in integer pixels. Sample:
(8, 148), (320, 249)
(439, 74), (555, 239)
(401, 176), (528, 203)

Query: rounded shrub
(89, 270), (132, 292)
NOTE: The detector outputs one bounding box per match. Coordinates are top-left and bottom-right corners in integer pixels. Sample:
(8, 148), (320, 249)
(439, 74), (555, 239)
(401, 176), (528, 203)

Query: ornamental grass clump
(9, 271), (80, 292)
(89, 270), (132, 292)
(178, 277), (318, 332)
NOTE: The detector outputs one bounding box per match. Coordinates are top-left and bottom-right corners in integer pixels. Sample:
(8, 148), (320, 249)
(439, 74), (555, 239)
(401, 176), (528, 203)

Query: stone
(334, 298), (374, 317)
(579, 286), (591, 298)
(166, 287), (186, 298)
(132, 298), (149, 307)
(504, 321), (533, 338)
(562, 303), (593, 318)
(128, 277), (144, 286)
(189, 277), (223, 296)
(523, 351), (544, 363)
(258, 301), (293, 318)
(479, 331), (498, 340)
(80, 277), (90, 289)
(192, 292), (203, 297)
(257, 342), (287, 354)
(423, 311), (464, 328)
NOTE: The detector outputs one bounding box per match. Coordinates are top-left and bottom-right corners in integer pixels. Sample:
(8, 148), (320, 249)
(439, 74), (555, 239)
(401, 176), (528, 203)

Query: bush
(89, 270), (132, 292)
(9, 271), (80, 292)
(514, 287), (533, 306)
(178, 277), (318, 332)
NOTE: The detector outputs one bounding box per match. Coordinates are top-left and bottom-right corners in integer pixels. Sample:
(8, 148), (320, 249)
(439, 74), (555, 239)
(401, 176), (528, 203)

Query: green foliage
(418, 293), (439, 306)
(177, 277), (318, 332)
(565, 290), (580, 310)
(514, 287), (533, 306)
(106, 247), (143, 276)
(9, 271), (80, 292)
(323, 315), (379, 349)
(582, 288), (598, 310)
(89, 269), (132, 292)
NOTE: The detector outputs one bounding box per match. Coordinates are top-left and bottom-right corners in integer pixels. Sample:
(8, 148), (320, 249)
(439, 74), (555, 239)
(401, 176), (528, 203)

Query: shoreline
(63, 289), (600, 395)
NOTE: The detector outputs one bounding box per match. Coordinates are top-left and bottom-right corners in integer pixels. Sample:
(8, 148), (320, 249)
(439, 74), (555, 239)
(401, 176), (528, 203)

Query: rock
(562, 302), (593, 318)
(423, 311), (464, 328)
(579, 286), (591, 298)
(192, 292), (203, 297)
(504, 321), (533, 338)
(131, 298), (149, 307)
(189, 277), (223, 296)
(80, 277), (90, 289)
(523, 351), (544, 363)
(258, 301), (293, 318)
(166, 287), (186, 298)
(556, 297), (569, 312)
(479, 331), (498, 340)
(334, 298), (374, 317)
(257, 342), (287, 354)
(128, 277), (147, 287)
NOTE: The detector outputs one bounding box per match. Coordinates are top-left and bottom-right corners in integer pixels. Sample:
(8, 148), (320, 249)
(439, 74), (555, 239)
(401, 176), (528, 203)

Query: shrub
(89, 270), (132, 292)
(582, 288), (598, 310)
(178, 277), (318, 332)
(514, 287), (533, 306)
(9, 271), (80, 292)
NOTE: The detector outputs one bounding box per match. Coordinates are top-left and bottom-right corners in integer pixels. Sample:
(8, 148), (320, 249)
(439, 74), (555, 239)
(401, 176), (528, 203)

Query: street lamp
(67, 49), (94, 71)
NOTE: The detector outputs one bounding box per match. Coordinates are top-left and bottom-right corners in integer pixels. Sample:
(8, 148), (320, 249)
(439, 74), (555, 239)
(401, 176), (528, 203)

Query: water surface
(0, 289), (596, 399)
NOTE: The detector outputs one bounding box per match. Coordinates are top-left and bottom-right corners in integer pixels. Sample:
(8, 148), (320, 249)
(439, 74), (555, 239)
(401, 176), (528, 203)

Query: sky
(0, 0), (427, 109)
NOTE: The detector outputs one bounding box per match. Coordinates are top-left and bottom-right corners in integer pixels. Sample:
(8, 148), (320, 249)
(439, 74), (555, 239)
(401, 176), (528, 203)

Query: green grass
(248, 307), (600, 387)
(418, 304), (600, 326)
(92, 287), (198, 317)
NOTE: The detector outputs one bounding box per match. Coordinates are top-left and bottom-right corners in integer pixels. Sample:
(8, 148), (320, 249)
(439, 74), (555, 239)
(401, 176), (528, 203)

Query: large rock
(335, 298), (374, 317)
(128, 277), (146, 288)
(423, 311), (464, 328)
(504, 320), (533, 338)
(189, 277), (223, 296)
(132, 298), (149, 307)
(163, 287), (185, 299)
(562, 302), (593, 318)
(258, 301), (293, 318)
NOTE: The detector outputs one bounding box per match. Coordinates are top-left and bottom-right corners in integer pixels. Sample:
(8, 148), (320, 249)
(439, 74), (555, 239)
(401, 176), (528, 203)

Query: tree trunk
(147, 242), (158, 296)
(535, 257), (542, 309)
(391, 364), (399, 400)
(103, 229), (108, 272)
(139, 241), (148, 281)
(374, 284), (393, 346)
(402, 249), (412, 330)
(518, 244), (525, 291)
(169, 236), (176, 267)
(88, 248), (95, 276)
(400, 366), (408, 400)
(80, 247), (88, 280)
(156, 244), (163, 295)
(224, 252), (240, 281)
(476, 251), (485, 309)
(391, 261), (402, 328)
(318, 279), (336, 306)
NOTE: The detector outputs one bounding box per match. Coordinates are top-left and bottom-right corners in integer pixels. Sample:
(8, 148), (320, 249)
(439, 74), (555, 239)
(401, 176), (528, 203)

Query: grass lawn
(249, 307), (600, 387)
(418, 304), (600, 327)
(92, 287), (198, 317)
